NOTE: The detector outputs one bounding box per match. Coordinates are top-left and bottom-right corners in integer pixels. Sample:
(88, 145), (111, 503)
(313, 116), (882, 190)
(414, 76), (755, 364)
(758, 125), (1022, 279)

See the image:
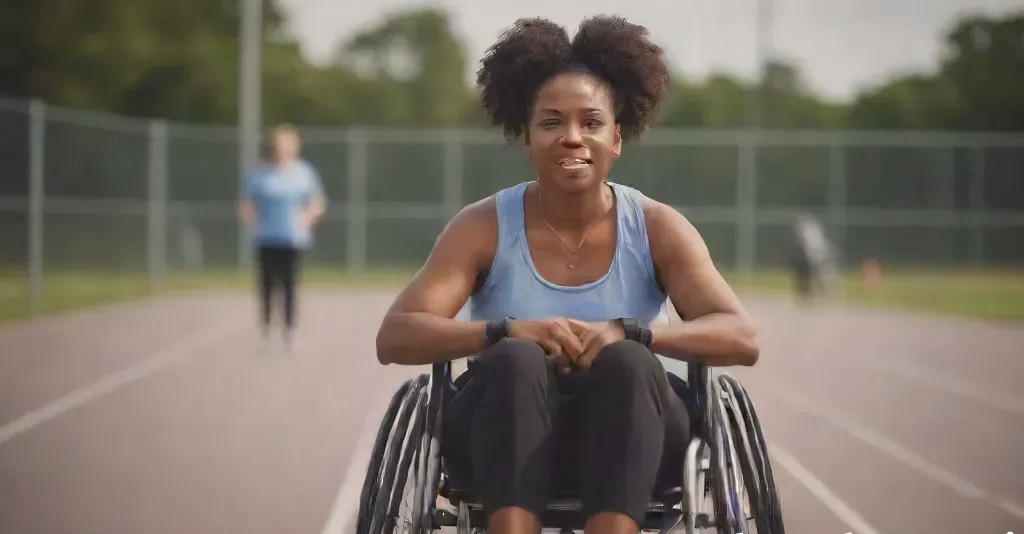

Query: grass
(1, 266), (1022, 327)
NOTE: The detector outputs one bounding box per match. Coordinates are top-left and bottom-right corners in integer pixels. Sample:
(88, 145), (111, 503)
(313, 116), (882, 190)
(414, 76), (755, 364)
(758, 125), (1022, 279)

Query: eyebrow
(538, 108), (605, 115)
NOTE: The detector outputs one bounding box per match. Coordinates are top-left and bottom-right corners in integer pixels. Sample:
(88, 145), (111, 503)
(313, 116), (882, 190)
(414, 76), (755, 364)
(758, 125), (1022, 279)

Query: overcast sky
(275, 0), (1020, 102)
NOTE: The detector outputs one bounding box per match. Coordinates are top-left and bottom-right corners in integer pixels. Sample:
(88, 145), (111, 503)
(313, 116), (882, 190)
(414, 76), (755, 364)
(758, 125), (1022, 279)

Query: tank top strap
(475, 181), (530, 296)
(607, 181), (660, 289)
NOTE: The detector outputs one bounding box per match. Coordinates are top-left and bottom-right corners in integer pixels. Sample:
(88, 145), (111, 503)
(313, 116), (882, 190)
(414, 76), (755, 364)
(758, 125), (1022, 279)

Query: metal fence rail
(1, 96), (1022, 310)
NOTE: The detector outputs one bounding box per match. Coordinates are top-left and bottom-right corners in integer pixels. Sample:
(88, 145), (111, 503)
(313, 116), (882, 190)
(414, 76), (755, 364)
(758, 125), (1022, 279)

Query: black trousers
(256, 244), (301, 331)
(440, 338), (693, 527)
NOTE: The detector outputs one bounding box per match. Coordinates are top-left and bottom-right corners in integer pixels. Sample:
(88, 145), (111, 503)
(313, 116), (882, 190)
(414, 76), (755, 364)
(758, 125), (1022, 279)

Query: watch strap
(484, 317), (513, 346)
(619, 317), (652, 347)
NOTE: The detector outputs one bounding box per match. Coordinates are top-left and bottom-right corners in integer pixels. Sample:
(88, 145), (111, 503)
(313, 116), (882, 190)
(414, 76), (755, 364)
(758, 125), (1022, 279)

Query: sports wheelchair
(355, 358), (785, 533)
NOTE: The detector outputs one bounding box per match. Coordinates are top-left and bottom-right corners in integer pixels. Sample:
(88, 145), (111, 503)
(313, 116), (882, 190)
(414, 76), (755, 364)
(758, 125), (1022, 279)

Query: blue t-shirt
(245, 159), (325, 249)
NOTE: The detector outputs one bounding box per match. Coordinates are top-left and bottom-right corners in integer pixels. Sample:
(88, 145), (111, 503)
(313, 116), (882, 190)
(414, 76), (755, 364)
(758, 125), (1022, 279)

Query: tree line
(1, 2), (1021, 131)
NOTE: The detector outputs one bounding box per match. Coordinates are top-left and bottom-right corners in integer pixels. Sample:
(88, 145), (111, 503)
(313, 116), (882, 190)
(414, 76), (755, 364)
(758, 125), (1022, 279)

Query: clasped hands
(506, 317), (626, 374)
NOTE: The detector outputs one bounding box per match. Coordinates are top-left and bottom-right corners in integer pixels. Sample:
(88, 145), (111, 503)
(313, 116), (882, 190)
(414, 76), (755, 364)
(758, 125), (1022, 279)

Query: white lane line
(858, 358), (1024, 416)
(769, 443), (883, 534)
(762, 382), (987, 499)
(319, 386), (395, 534)
(0, 319), (245, 446)
(997, 499), (1024, 523)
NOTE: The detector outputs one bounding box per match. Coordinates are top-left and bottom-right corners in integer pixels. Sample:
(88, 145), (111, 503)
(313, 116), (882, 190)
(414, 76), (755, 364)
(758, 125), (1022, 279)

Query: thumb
(565, 318), (590, 334)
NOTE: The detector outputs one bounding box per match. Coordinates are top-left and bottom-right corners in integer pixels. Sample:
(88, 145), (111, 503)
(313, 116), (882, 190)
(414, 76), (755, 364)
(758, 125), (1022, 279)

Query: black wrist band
(619, 317), (652, 347)
(484, 317), (513, 346)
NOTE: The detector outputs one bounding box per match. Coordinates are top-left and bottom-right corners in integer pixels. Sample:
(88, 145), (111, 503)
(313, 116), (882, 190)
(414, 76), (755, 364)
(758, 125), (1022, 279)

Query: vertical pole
(735, 131), (758, 274)
(345, 129), (368, 272)
(442, 130), (464, 220)
(827, 139), (847, 260)
(147, 120), (169, 292)
(749, 0), (772, 129)
(968, 145), (985, 265)
(238, 0), (262, 271)
(827, 137), (848, 297)
(28, 99), (45, 313)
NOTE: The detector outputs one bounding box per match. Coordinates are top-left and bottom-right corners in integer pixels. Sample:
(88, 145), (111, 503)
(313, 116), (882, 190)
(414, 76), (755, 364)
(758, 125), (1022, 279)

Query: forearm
(376, 312), (486, 366)
(649, 312), (759, 366)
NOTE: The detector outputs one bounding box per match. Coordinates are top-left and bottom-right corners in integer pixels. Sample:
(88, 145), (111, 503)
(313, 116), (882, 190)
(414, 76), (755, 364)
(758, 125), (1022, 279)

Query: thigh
(439, 366), (482, 488)
(655, 372), (693, 490)
(257, 246), (275, 283)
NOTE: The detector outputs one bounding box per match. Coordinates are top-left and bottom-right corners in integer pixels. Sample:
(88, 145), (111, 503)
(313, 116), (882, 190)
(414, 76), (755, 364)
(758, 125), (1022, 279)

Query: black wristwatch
(484, 317), (513, 346)
(618, 317), (652, 347)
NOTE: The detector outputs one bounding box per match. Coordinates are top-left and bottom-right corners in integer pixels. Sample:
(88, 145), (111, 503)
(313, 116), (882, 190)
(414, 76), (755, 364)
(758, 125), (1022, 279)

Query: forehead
(532, 72), (614, 114)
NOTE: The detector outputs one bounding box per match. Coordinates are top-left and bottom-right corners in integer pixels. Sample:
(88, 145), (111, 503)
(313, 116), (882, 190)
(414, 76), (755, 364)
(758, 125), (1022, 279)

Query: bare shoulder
(436, 195), (498, 269)
(639, 196), (708, 264)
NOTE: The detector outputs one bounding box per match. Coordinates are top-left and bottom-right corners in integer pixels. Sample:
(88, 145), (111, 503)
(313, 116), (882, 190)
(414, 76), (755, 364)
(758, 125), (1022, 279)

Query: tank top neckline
(513, 180), (626, 294)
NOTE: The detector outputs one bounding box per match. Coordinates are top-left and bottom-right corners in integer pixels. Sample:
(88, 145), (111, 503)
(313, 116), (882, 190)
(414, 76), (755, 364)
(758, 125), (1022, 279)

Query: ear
(610, 123), (622, 158)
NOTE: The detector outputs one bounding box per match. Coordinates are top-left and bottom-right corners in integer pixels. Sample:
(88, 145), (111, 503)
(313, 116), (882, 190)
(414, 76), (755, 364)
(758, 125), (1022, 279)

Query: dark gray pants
(440, 338), (692, 526)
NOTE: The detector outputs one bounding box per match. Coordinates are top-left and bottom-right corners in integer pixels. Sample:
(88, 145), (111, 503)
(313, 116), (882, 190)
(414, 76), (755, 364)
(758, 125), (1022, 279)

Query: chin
(551, 168), (602, 194)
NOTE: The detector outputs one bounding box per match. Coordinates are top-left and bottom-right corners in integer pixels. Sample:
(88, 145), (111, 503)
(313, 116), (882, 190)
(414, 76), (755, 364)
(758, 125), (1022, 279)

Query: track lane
(1, 292), (1022, 534)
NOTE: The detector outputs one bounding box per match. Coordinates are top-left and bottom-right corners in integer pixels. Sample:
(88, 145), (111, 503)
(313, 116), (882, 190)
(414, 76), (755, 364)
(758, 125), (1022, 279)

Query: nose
(560, 124), (584, 147)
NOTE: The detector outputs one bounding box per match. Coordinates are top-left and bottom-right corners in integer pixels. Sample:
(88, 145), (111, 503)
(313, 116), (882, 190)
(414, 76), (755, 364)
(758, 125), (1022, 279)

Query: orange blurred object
(861, 258), (882, 292)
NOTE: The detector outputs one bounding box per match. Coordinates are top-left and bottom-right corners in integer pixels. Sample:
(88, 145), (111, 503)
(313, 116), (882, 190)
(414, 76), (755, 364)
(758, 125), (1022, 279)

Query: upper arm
(643, 199), (749, 321)
(384, 197), (497, 320)
(306, 162), (326, 201)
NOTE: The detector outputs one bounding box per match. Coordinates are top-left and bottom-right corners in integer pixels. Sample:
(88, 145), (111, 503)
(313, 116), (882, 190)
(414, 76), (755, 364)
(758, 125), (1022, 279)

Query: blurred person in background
(789, 212), (836, 302)
(238, 124), (326, 350)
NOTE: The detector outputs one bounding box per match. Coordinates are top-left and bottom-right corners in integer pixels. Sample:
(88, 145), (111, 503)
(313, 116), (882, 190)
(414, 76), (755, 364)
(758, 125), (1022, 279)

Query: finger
(537, 339), (561, 357)
(552, 327), (584, 359)
(564, 318), (587, 336)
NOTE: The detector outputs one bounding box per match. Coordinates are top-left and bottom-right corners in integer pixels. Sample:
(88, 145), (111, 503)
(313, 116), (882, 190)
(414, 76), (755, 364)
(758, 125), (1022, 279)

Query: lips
(557, 157), (593, 169)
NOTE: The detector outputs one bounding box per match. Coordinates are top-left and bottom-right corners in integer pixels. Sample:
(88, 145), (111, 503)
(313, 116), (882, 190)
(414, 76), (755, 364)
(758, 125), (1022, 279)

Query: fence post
(147, 120), (169, 292)
(442, 130), (464, 220)
(968, 145), (986, 265)
(27, 99), (45, 314)
(735, 130), (758, 273)
(827, 138), (847, 265)
(346, 128), (368, 271)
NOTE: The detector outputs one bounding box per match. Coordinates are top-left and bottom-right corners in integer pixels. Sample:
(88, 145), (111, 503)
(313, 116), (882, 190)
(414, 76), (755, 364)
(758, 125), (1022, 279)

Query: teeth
(559, 158), (589, 166)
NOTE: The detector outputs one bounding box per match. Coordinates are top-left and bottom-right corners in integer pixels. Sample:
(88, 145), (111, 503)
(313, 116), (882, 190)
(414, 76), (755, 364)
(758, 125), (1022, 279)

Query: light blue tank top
(466, 180), (671, 332)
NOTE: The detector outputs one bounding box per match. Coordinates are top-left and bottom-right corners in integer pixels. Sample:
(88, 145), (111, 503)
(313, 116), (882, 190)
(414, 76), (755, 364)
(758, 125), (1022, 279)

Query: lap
(440, 342), (695, 493)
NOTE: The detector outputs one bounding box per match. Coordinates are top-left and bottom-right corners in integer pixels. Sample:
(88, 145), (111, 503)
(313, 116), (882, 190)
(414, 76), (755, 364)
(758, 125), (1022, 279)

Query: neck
(535, 181), (612, 232)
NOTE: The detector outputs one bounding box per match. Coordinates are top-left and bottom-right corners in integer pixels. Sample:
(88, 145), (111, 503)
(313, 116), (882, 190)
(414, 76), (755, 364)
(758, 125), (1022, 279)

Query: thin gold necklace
(536, 185), (612, 271)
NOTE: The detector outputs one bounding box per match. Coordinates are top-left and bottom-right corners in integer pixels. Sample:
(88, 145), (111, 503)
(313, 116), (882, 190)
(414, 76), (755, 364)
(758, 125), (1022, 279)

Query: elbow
(736, 317), (760, 367)
(375, 319), (397, 366)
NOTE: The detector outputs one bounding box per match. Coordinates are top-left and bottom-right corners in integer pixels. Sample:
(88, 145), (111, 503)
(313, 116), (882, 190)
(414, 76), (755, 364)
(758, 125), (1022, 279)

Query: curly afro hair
(476, 15), (670, 143)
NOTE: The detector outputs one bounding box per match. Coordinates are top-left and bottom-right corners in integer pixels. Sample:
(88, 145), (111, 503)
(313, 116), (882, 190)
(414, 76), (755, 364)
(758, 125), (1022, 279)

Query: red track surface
(0, 291), (1021, 534)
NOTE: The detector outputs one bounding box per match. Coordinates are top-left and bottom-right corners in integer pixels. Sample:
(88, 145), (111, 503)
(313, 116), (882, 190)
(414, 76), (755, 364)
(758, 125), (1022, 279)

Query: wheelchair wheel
(356, 374), (440, 534)
(706, 373), (746, 534)
(719, 374), (785, 534)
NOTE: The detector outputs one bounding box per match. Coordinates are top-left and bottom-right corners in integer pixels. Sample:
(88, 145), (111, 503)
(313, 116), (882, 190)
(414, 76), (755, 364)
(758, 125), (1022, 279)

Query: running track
(0, 290), (1022, 534)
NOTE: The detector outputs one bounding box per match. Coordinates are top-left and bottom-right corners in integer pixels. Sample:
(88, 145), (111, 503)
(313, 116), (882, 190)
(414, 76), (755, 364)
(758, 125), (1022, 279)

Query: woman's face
(268, 131), (300, 163)
(525, 71), (622, 194)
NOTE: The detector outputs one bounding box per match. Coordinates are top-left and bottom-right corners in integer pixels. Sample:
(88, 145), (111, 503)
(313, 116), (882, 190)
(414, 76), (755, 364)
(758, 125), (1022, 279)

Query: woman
(375, 15), (759, 534)
(239, 124), (326, 349)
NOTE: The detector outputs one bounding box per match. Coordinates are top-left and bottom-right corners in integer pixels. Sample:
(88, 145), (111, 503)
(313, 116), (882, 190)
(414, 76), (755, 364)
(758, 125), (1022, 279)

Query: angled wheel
(719, 374), (785, 534)
(356, 374), (434, 534)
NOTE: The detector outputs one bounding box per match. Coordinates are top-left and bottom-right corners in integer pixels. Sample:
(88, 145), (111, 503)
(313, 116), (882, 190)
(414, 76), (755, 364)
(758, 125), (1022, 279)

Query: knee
(589, 340), (662, 385)
(476, 339), (549, 384)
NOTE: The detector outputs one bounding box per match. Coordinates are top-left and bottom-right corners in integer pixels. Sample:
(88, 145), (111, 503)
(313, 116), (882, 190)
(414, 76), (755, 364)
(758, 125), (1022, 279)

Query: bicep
(386, 202), (495, 319)
(646, 202), (747, 320)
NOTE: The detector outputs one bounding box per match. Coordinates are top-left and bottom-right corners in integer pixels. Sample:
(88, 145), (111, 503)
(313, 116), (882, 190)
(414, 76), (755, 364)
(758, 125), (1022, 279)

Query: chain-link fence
(1, 95), (1022, 308)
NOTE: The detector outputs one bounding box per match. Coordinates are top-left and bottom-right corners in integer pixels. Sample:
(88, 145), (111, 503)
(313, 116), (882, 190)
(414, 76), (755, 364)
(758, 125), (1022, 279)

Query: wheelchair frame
(355, 359), (785, 533)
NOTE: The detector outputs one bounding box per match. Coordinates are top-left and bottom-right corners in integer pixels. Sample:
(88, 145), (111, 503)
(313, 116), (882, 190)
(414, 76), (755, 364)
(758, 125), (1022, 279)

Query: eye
(583, 118), (605, 129)
(539, 119), (560, 129)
